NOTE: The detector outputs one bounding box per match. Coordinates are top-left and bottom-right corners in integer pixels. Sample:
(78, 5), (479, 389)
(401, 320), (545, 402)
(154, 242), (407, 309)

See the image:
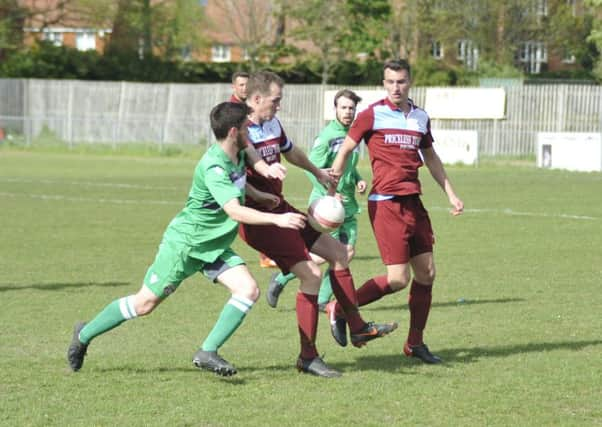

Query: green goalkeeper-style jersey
(305, 118), (363, 218)
(162, 143), (246, 263)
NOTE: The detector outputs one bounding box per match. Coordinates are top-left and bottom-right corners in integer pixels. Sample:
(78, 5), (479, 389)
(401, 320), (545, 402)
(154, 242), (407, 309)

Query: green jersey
(162, 143), (246, 263)
(306, 119), (363, 218)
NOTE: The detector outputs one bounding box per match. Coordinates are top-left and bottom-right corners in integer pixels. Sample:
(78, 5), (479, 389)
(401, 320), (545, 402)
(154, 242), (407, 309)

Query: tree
(285, 0), (350, 84)
(152, 0), (207, 60)
(106, 0), (205, 60)
(545, 0), (594, 72)
(341, 0), (390, 59)
(0, 0), (26, 60)
(103, 0), (139, 56)
(585, 0), (602, 79)
(205, 0), (276, 71)
(386, 0), (420, 61)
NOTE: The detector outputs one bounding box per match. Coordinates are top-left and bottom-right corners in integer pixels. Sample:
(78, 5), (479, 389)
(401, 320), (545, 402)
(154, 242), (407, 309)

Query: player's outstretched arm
(223, 198), (305, 229)
(245, 146), (287, 180)
(421, 147), (464, 216)
(283, 145), (336, 190)
(305, 138), (330, 194)
(245, 183), (280, 210)
(330, 136), (358, 195)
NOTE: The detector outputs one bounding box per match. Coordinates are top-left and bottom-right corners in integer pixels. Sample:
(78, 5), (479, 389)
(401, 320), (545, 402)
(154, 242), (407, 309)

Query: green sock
(79, 296), (138, 344)
(201, 295), (254, 352)
(276, 272), (296, 288)
(317, 268), (333, 305)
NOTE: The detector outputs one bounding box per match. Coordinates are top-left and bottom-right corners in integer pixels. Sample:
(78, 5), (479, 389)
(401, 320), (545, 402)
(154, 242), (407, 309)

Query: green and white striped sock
(79, 296), (138, 344)
(201, 295), (254, 352)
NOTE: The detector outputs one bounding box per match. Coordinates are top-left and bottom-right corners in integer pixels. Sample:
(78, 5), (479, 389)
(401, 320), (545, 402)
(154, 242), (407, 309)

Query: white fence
(1, 78), (601, 156)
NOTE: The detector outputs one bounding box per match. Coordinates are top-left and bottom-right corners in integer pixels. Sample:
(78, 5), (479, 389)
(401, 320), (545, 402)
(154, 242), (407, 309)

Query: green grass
(1, 128), (208, 159)
(1, 149), (601, 426)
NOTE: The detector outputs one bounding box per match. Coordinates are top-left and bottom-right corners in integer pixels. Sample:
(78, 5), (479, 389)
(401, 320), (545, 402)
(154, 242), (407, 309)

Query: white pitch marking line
(0, 177), (179, 191)
(0, 191), (181, 206)
(0, 191), (598, 221)
(428, 206), (598, 221)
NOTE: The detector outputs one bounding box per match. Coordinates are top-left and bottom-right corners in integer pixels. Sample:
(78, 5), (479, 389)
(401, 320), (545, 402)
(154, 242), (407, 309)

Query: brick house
(18, 0), (591, 74)
(20, 0), (112, 53)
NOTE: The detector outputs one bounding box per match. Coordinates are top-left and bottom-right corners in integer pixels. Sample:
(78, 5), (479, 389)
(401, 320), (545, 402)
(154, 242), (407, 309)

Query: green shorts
(143, 241), (245, 298)
(331, 216), (358, 247)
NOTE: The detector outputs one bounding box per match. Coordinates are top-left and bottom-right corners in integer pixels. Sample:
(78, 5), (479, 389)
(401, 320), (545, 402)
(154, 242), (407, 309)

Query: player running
(67, 102), (304, 376)
(239, 71), (397, 378)
(329, 59), (464, 364)
(266, 89), (366, 312)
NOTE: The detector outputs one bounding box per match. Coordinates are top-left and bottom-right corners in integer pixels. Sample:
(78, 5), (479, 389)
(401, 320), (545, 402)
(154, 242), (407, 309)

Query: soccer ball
(307, 196), (345, 233)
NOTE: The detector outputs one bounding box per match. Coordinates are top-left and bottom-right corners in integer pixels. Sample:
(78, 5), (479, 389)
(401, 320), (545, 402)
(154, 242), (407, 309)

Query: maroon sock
(329, 268), (365, 333)
(357, 275), (394, 306)
(407, 280), (432, 346)
(296, 292), (319, 359)
(333, 275), (394, 318)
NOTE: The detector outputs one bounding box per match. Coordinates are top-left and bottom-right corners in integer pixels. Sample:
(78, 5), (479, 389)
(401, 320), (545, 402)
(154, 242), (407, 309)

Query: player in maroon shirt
(330, 59), (464, 364)
(229, 71), (278, 268)
(240, 71), (398, 377)
(229, 71), (249, 104)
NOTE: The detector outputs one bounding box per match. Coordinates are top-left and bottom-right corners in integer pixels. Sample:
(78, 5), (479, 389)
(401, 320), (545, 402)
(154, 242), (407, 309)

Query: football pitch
(1, 149), (601, 426)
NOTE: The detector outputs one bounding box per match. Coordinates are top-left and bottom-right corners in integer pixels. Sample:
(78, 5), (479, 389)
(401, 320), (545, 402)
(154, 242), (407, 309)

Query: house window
(181, 45), (192, 61)
(76, 32), (96, 51)
(561, 49), (576, 64)
(212, 44), (231, 62)
(518, 41), (547, 74)
(566, 0), (576, 16)
(457, 39), (479, 70)
(535, 0), (548, 17)
(42, 30), (63, 46)
(431, 41), (443, 60)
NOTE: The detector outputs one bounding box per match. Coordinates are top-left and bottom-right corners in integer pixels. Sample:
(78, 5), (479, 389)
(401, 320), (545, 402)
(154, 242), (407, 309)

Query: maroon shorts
(239, 199), (322, 274)
(368, 195), (434, 265)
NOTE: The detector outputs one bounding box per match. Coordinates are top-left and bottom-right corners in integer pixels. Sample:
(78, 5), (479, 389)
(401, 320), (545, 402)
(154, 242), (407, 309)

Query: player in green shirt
(67, 102), (305, 376)
(266, 89), (366, 310)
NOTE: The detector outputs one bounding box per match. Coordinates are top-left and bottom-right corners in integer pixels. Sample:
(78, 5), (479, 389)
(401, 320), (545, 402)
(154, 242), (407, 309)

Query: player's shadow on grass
(0, 281), (131, 292)
(350, 339), (602, 372)
(352, 255), (382, 261)
(270, 298), (525, 314)
(243, 359), (420, 376)
(366, 297), (526, 312)
(93, 366), (248, 384)
(435, 339), (602, 365)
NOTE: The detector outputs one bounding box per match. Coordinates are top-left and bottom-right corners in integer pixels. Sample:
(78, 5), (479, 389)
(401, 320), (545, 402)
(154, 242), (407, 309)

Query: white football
(307, 196), (345, 233)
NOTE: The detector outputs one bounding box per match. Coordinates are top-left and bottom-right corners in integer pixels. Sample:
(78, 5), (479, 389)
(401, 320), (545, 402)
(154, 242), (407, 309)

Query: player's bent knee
(347, 246), (355, 262)
(235, 281), (260, 302)
(134, 298), (160, 316)
(297, 266), (322, 292)
(301, 262), (322, 281)
(414, 268), (436, 286)
(247, 284), (260, 302)
(387, 270), (411, 291)
(328, 246), (349, 269)
(306, 268), (322, 286)
(388, 278), (409, 292)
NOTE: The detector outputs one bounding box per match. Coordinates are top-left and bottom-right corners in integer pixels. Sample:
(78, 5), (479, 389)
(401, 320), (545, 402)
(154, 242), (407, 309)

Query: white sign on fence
(536, 132), (602, 172)
(425, 88), (506, 119)
(431, 129), (479, 165)
(323, 90), (386, 120)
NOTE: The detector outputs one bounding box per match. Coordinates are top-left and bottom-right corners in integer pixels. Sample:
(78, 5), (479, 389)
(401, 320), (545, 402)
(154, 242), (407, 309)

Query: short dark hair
(247, 71), (284, 97)
(383, 59), (411, 76)
(210, 102), (250, 140)
(231, 71), (249, 83)
(334, 89), (361, 107)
